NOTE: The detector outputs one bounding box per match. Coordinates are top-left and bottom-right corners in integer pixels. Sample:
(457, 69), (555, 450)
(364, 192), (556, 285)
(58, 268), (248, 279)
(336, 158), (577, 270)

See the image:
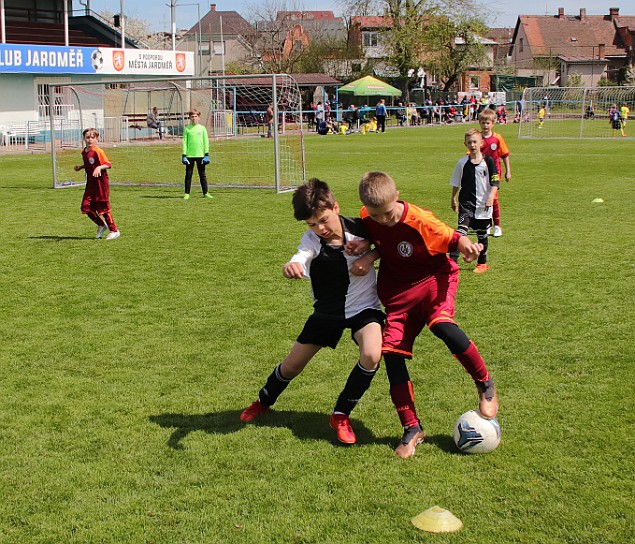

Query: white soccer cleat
(493, 226), (503, 237)
(106, 230), (121, 240)
(96, 225), (108, 239)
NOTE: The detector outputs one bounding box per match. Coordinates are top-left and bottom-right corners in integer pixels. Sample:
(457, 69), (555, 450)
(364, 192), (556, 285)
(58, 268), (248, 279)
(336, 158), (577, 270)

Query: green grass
(0, 125), (633, 543)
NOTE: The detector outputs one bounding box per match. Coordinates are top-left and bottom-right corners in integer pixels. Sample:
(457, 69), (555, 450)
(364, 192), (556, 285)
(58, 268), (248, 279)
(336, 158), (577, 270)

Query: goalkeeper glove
(202, 154), (210, 165)
(182, 155), (190, 165)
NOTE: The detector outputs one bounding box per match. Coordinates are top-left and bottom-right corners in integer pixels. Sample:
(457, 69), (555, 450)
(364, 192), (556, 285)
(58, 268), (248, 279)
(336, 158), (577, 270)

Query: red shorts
(382, 272), (458, 358)
(81, 194), (111, 215)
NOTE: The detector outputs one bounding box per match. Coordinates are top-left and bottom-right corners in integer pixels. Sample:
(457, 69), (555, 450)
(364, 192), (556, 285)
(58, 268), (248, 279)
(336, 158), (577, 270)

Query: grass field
(0, 124), (633, 543)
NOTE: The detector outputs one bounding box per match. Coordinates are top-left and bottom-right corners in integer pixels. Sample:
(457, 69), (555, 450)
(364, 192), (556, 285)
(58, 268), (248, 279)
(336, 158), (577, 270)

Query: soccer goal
(49, 74), (306, 192)
(519, 86), (635, 139)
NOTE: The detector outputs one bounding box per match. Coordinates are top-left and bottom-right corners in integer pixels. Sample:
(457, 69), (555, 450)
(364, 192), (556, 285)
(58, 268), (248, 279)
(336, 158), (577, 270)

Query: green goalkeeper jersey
(182, 123), (210, 157)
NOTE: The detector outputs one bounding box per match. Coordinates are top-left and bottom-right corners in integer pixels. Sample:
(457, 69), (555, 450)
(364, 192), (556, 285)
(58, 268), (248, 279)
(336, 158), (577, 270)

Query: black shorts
(296, 308), (385, 349)
(457, 212), (491, 233)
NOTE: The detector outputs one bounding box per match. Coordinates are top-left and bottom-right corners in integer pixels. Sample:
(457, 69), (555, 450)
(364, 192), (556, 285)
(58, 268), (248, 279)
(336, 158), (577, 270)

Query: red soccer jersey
(361, 202), (461, 310)
(481, 132), (509, 176)
(82, 145), (111, 201)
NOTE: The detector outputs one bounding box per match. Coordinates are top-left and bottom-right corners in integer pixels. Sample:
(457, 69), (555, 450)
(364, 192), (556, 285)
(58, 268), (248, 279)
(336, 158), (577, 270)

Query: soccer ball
(91, 49), (104, 70)
(453, 410), (501, 454)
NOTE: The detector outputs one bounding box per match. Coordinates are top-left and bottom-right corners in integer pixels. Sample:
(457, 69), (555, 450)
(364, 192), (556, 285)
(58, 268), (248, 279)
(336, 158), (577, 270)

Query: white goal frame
(49, 74), (306, 192)
(519, 86), (635, 139)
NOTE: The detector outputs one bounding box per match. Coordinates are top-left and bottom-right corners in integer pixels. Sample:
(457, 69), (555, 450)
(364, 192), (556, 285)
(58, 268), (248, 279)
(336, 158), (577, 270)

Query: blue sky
(84, 1), (626, 32)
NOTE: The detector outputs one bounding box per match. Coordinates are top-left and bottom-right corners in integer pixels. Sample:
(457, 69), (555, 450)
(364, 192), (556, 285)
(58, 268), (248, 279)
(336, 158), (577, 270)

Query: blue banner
(0, 44), (98, 74)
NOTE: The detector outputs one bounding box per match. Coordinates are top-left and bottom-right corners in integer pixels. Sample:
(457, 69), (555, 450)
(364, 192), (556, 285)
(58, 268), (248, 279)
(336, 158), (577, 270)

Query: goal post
(519, 86), (635, 139)
(50, 74), (306, 192)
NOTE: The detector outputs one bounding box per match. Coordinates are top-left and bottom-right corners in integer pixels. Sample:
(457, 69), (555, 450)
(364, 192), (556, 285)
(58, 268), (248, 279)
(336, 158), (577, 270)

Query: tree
(242, 0), (349, 74)
(339, 1), (489, 93)
(98, 10), (171, 50)
(422, 12), (488, 92)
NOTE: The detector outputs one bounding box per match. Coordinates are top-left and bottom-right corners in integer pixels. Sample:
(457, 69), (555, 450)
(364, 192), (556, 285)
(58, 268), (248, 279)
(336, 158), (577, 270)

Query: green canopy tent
(338, 75), (402, 97)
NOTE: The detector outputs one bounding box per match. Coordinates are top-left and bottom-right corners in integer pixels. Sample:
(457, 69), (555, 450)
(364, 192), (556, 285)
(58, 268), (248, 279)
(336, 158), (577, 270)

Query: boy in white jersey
(240, 179), (384, 445)
(450, 128), (499, 274)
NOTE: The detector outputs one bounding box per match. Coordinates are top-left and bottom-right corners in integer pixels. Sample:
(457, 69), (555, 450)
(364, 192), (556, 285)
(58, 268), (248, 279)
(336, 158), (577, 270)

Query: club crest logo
(113, 50), (125, 72)
(397, 241), (413, 258)
(176, 53), (186, 72)
(490, 142), (498, 151)
(89, 157), (95, 164)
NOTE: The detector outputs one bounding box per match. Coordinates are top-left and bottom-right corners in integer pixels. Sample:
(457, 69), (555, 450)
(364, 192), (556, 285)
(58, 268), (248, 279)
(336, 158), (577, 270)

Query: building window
(36, 81), (71, 119)
(212, 42), (225, 55)
(469, 75), (479, 89)
(519, 38), (524, 52)
(362, 31), (379, 47)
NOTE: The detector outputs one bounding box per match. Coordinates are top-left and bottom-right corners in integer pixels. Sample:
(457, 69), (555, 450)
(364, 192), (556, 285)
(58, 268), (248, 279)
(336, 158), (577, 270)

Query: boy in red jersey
(74, 128), (120, 240)
(478, 108), (511, 237)
(351, 171), (498, 458)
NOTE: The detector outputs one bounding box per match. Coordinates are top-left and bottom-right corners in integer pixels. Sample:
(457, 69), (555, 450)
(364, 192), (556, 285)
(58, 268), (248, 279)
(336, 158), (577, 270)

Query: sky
(83, 1), (627, 33)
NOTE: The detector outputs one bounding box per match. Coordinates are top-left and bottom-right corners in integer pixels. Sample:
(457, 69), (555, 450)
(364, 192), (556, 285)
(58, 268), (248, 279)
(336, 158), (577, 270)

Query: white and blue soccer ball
(453, 410), (501, 454)
(91, 49), (104, 70)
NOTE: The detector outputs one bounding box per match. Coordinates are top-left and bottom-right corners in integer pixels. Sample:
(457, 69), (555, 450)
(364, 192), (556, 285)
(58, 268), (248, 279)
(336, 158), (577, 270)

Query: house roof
(351, 16), (394, 29)
(511, 9), (631, 60)
(219, 74), (341, 87)
(277, 11), (337, 21)
(186, 10), (253, 37)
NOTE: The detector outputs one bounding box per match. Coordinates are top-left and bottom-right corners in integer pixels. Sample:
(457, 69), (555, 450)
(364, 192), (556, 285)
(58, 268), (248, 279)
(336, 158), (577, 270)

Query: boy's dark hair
(292, 178), (336, 220)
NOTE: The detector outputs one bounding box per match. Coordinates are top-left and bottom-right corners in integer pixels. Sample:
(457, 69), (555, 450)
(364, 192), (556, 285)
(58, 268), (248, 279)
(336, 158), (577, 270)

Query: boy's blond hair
(82, 128), (100, 138)
(478, 108), (496, 122)
(188, 109), (201, 117)
(464, 128), (482, 141)
(359, 171), (398, 208)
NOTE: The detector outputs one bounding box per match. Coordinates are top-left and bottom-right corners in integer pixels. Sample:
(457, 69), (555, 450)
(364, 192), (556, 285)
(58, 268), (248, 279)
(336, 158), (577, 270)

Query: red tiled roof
(517, 13), (626, 59)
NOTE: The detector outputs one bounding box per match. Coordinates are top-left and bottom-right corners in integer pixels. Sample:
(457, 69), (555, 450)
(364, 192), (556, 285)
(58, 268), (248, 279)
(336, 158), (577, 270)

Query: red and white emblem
(176, 53), (186, 73)
(113, 50), (125, 72)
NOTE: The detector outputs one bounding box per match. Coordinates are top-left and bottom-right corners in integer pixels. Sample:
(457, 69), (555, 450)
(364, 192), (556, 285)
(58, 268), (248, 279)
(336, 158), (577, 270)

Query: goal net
(519, 86), (635, 139)
(50, 74), (306, 192)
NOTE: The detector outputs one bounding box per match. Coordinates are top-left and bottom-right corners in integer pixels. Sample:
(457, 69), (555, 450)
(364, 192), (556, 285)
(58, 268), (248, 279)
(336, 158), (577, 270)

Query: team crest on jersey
(490, 142), (498, 151)
(89, 157), (95, 164)
(398, 241), (413, 257)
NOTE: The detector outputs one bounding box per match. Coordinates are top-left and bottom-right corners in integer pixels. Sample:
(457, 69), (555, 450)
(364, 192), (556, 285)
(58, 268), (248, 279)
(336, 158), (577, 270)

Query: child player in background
(450, 128), (499, 274)
(240, 179), (384, 445)
(74, 128), (120, 240)
(478, 108), (511, 237)
(181, 109), (212, 200)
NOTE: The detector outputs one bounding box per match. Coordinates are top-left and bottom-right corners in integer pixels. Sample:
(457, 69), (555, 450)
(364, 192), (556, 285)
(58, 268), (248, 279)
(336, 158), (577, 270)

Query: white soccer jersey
(289, 216), (382, 319)
(449, 155), (499, 220)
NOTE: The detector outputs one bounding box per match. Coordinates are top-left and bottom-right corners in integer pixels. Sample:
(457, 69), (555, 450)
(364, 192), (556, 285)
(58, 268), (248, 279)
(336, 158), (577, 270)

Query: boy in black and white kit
(240, 179), (384, 445)
(450, 128), (499, 274)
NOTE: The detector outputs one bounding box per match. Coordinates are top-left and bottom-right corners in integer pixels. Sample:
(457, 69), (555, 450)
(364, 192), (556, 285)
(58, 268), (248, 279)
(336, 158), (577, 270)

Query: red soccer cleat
(240, 400), (269, 422)
(329, 413), (357, 444)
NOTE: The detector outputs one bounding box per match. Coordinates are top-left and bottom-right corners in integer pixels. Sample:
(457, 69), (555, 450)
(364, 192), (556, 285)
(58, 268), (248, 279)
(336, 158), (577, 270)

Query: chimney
(598, 43), (605, 59)
(579, 8), (586, 21)
(609, 8), (619, 21)
(211, 4), (216, 11)
(558, 7), (565, 19)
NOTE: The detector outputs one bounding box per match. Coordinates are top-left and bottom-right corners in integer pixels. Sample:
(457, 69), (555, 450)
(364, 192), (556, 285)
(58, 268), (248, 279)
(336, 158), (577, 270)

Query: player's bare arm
(458, 237), (483, 263)
(350, 249), (379, 276)
(283, 261), (305, 279)
(345, 238), (370, 256)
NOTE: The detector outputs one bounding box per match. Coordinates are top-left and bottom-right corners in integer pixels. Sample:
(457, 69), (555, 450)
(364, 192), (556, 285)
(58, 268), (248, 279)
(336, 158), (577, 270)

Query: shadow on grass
(139, 195), (182, 199)
(30, 235), (92, 241)
(149, 409), (395, 451)
(424, 433), (458, 454)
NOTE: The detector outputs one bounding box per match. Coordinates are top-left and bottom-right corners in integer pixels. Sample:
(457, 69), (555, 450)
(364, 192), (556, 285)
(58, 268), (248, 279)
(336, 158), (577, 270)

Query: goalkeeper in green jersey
(181, 109), (212, 200)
